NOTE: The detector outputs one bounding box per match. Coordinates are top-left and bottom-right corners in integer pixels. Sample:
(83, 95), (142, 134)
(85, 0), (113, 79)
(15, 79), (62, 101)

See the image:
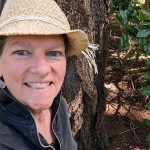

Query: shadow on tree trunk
(56, 0), (111, 149)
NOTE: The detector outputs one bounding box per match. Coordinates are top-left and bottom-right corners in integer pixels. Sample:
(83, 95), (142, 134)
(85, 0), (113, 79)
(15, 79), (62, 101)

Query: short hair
(62, 34), (69, 55)
(0, 36), (6, 55)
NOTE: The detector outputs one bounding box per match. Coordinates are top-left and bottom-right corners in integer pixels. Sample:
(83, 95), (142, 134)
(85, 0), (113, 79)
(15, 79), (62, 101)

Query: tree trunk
(56, 0), (110, 149)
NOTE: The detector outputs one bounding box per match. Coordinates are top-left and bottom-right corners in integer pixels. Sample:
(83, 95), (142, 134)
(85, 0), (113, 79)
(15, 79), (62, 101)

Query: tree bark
(56, 0), (110, 149)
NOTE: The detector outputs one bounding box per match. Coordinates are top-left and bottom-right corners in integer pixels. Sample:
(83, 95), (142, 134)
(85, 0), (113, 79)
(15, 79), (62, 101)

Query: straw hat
(0, 0), (89, 57)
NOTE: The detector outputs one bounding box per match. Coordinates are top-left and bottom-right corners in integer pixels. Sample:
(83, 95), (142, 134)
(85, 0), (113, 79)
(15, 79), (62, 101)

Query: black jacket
(0, 88), (77, 150)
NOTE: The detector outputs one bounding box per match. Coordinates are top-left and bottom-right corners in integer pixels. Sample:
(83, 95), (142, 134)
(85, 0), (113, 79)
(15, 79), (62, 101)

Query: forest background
(105, 0), (150, 149)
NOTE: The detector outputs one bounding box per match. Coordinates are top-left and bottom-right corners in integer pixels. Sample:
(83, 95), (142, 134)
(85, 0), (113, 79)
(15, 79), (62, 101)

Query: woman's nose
(29, 55), (51, 76)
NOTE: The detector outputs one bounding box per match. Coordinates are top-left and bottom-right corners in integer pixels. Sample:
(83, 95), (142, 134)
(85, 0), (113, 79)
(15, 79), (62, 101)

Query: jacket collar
(0, 87), (61, 148)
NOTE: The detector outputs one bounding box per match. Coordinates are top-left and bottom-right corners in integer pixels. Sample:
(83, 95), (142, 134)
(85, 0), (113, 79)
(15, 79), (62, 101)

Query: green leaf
(143, 119), (150, 126)
(138, 9), (150, 21)
(113, 0), (130, 10)
(126, 5), (135, 15)
(139, 86), (150, 95)
(146, 44), (150, 55)
(144, 71), (150, 80)
(137, 38), (150, 56)
(120, 33), (129, 50)
(140, 38), (150, 55)
(137, 29), (150, 38)
(129, 16), (140, 24)
(118, 10), (128, 24)
(145, 102), (150, 109)
(125, 25), (139, 36)
(147, 132), (150, 145)
(140, 21), (150, 30)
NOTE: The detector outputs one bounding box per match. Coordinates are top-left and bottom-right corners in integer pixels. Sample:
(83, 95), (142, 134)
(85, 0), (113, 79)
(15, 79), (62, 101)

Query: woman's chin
(26, 102), (52, 113)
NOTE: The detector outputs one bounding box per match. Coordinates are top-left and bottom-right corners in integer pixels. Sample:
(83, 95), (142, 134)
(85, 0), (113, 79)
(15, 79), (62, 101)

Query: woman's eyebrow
(10, 41), (32, 48)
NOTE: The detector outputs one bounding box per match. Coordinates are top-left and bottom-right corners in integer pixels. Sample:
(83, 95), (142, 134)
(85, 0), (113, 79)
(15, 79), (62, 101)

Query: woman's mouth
(24, 82), (53, 89)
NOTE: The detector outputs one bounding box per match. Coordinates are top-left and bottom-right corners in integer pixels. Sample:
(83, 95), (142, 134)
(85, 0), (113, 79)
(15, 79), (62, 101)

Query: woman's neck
(32, 108), (55, 144)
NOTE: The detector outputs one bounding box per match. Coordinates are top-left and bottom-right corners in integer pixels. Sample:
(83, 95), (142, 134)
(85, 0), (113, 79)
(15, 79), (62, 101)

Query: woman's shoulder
(0, 121), (22, 147)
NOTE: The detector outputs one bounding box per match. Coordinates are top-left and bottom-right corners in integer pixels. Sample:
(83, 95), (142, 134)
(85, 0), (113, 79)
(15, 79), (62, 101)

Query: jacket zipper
(29, 111), (56, 150)
(51, 96), (62, 150)
(34, 96), (62, 149)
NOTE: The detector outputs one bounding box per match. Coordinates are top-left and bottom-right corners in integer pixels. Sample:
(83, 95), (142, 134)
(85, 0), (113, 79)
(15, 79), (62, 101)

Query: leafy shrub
(112, 0), (150, 145)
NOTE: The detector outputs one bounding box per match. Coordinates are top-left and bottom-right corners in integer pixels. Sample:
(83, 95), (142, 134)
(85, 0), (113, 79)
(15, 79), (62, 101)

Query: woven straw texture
(0, 0), (89, 56)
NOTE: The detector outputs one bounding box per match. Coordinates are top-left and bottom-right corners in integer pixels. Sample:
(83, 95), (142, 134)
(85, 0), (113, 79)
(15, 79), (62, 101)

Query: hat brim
(66, 30), (89, 57)
(0, 20), (89, 57)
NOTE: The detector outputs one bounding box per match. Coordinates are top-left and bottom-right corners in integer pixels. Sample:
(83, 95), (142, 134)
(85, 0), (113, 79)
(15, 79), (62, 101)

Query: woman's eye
(47, 51), (64, 58)
(13, 50), (30, 56)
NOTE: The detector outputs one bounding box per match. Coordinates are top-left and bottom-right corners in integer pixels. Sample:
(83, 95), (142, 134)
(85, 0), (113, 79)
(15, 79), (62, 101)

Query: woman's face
(0, 35), (66, 111)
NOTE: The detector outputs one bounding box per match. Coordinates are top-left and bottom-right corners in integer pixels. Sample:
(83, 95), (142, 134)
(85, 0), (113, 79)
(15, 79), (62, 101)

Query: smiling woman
(0, 0), (89, 150)
(1, 35), (66, 112)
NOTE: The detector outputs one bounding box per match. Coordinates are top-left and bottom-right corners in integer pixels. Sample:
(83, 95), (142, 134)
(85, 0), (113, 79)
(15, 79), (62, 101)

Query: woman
(0, 0), (89, 149)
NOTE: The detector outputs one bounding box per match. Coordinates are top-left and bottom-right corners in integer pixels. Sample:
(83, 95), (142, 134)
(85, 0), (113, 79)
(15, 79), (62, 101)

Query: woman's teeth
(26, 82), (51, 89)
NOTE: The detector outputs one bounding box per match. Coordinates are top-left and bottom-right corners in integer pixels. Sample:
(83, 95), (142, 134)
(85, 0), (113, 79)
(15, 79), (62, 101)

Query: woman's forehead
(4, 35), (65, 47)
(6, 35), (64, 41)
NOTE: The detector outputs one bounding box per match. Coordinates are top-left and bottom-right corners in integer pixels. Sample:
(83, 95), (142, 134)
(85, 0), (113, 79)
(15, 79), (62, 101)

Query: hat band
(0, 15), (68, 31)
